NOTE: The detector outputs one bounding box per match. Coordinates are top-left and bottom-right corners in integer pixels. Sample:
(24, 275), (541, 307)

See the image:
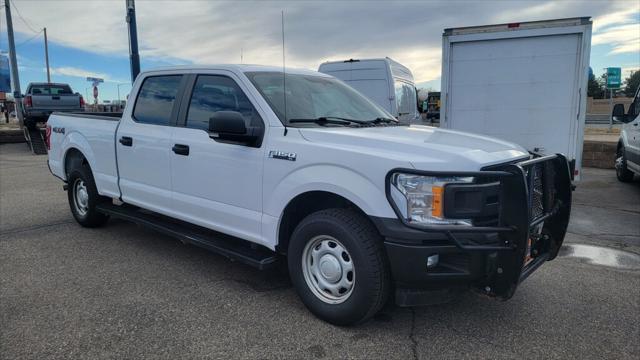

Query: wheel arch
(60, 132), (97, 180)
(63, 147), (91, 179)
(275, 190), (376, 255)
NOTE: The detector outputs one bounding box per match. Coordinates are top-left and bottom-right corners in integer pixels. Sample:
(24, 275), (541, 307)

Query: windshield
(246, 72), (395, 126)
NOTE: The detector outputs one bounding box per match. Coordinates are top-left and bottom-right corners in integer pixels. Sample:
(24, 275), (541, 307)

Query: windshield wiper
(288, 117), (369, 126)
(371, 117), (398, 124)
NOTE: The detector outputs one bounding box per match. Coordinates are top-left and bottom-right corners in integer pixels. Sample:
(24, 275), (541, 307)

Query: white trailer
(440, 17), (592, 179)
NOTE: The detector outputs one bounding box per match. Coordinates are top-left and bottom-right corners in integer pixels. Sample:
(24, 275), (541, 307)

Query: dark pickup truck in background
(22, 82), (84, 129)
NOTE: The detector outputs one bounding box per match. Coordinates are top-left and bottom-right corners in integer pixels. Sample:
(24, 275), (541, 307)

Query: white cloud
(593, 23), (640, 55)
(8, 0), (640, 87)
(592, 7), (639, 32)
(591, 4), (640, 56)
(49, 66), (107, 80)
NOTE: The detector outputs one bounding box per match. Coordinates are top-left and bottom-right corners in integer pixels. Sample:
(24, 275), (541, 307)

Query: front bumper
(375, 154), (572, 304)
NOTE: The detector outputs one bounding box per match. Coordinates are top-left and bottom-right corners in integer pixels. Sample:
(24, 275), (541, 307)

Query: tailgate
(33, 94), (80, 109)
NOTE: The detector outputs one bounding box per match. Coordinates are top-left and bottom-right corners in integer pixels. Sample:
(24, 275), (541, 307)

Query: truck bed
(47, 112), (122, 199)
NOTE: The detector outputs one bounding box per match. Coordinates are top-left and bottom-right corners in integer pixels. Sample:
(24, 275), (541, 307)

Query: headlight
(389, 173), (474, 226)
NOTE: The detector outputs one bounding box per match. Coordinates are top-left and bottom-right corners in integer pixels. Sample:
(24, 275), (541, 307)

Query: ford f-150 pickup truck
(47, 65), (572, 325)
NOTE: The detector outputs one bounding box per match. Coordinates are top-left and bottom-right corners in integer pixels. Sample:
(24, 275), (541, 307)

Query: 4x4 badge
(269, 151), (296, 161)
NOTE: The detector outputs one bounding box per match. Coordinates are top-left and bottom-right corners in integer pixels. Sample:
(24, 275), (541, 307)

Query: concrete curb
(0, 129), (26, 144)
(582, 140), (616, 169)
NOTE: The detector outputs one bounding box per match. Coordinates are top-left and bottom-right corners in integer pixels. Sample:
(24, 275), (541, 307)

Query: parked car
(318, 58), (420, 123)
(613, 86), (640, 182)
(46, 65), (572, 325)
(23, 82), (84, 129)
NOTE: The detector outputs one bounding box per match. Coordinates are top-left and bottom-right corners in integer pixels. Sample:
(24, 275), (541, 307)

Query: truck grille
(529, 163), (545, 221)
(482, 157), (556, 223)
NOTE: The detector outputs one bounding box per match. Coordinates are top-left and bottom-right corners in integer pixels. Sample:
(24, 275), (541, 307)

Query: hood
(298, 125), (529, 171)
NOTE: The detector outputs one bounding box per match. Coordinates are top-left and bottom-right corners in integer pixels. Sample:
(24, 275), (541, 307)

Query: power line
(10, 0), (39, 34)
(15, 28), (42, 47)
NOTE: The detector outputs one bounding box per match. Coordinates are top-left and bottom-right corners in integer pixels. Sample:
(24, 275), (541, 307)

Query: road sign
(606, 67), (621, 89)
(93, 86), (98, 99)
(87, 77), (104, 87)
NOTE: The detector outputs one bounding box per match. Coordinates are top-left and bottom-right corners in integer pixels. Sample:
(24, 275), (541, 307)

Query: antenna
(240, 47), (243, 64)
(281, 10), (288, 136)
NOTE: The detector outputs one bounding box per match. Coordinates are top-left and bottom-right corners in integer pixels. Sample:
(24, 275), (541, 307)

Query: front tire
(616, 145), (634, 182)
(67, 165), (109, 227)
(288, 208), (390, 326)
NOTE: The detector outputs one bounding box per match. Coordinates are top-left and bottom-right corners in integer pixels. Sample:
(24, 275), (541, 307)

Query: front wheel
(615, 145), (635, 182)
(67, 165), (109, 227)
(288, 208), (390, 325)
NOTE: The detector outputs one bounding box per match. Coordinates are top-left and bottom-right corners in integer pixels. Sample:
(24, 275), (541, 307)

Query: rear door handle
(172, 144), (189, 156)
(119, 136), (133, 146)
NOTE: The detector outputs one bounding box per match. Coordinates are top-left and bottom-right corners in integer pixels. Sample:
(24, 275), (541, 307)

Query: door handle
(172, 144), (189, 156)
(119, 136), (133, 146)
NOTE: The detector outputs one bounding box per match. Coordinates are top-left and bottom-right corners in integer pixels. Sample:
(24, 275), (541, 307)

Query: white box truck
(319, 58), (420, 123)
(440, 17), (592, 179)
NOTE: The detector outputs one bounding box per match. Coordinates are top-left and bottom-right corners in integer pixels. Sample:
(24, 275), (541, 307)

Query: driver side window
(186, 75), (263, 131)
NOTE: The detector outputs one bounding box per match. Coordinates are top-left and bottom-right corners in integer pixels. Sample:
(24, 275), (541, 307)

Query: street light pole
(44, 27), (51, 83)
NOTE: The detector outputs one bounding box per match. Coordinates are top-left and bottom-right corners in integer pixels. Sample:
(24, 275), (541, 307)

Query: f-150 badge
(269, 150), (296, 161)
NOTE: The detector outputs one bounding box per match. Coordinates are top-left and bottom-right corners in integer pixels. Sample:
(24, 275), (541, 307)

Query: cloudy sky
(1, 0), (639, 101)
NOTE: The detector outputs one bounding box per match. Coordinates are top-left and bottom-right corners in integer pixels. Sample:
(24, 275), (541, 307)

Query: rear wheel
(67, 164), (109, 227)
(615, 145), (634, 182)
(288, 208), (390, 325)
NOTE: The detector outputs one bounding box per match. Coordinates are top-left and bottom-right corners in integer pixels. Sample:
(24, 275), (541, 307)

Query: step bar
(96, 203), (278, 270)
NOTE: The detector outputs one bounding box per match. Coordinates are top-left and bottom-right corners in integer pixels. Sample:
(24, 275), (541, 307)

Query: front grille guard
(385, 154), (573, 298)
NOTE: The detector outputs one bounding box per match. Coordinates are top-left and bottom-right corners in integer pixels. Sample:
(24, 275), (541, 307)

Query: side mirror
(612, 104), (628, 123)
(209, 111), (261, 146)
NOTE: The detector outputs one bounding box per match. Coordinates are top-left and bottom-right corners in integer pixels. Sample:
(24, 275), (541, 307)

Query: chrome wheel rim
(73, 178), (89, 216)
(302, 235), (355, 304)
(615, 147), (625, 176)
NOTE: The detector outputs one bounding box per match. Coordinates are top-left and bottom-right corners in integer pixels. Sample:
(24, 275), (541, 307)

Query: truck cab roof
(140, 64), (330, 78)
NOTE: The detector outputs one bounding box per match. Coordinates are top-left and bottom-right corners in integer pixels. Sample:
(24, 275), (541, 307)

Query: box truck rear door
(447, 34), (581, 158)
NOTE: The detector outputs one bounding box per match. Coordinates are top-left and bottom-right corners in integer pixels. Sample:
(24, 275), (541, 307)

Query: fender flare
(266, 164), (395, 220)
(60, 131), (97, 178)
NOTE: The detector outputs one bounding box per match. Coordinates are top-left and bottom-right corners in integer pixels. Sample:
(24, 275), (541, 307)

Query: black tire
(616, 145), (634, 182)
(67, 164), (109, 227)
(288, 208), (390, 326)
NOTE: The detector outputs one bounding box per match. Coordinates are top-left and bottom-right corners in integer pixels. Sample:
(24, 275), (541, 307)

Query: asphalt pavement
(1, 143), (639, 359)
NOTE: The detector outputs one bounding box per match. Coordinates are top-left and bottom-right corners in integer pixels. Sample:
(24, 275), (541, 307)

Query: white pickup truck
(47, 65), (572, 325)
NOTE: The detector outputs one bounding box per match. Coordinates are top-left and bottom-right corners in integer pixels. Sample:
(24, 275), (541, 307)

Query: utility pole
(126, 0), (140, 82)
(117, 83), (127, 103)
(4, 0), (24, 127)
(44, 27), (50, 83)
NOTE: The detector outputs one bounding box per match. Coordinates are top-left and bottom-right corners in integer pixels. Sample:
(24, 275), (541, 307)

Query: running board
(95, 203), (278, 270)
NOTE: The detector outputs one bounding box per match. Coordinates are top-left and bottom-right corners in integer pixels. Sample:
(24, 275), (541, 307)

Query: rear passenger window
(133, 75), (182, 126)
(186, 75), (263, 131)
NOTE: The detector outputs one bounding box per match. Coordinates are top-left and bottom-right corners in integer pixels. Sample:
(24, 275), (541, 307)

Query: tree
(587, 72), (604, 99)
(623, 70), (639, 97)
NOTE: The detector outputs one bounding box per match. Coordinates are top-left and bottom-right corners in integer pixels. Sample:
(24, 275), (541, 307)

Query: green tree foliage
(624, 70), (639, 97)
(587, 72), (604, 99)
